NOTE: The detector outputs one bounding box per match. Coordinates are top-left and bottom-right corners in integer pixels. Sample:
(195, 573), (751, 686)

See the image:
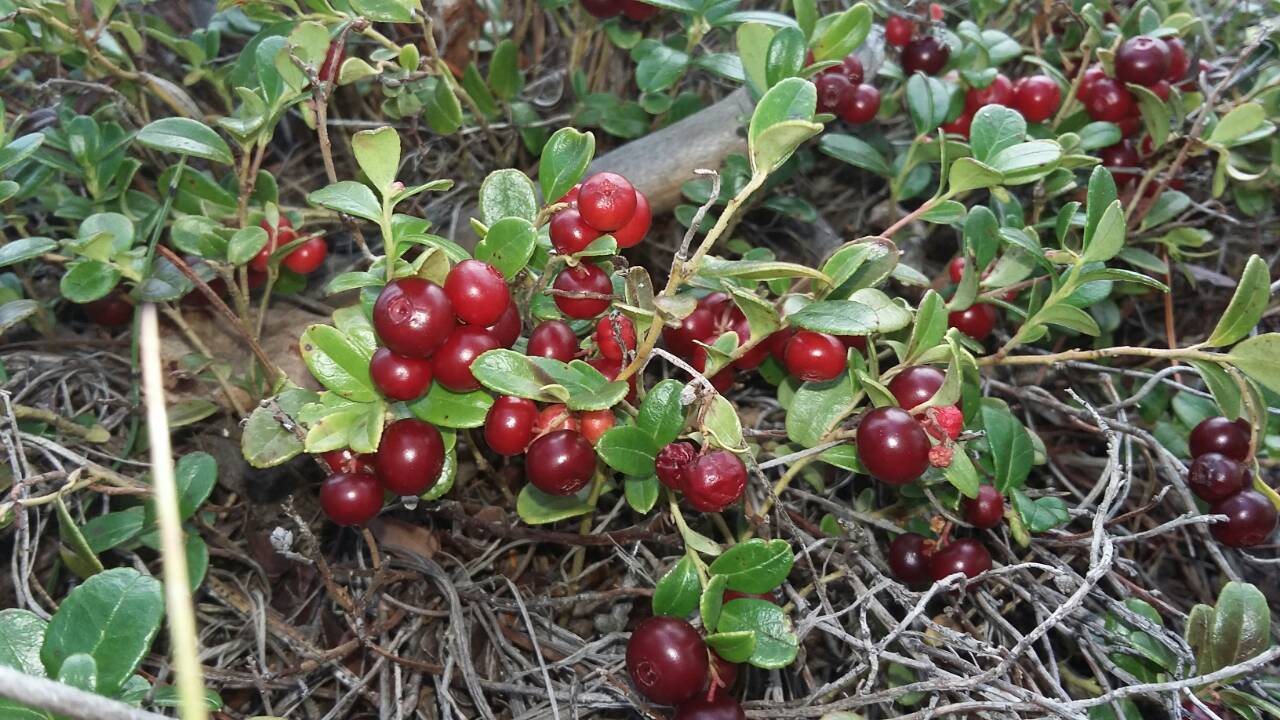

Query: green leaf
(308, 181), (382, 223)
(1012, 490), (1070, 533)
(488, 39), (523, 101)
(471, 349), (564, 403)
(350, 0), (415, 22)
(172, 452), (216, 521)
(905, 73), (951, 135)
(1186, 360), (1241, 421)
(539, 128), (595, 206)
(1209, 582), (1271, 672)
(981, 400), (1033, 492)
(0, 237), (57, 268)
(906, 290), (947, 361)
(751, 119), (823, 175)
(704, 396), (745, 451)
(968, 104), (1026, 164)
(516, 483), (593, 524)
(788, 290), (913, 335)
(1084, 166), (1117, 249)
(811, 3), (872, 61)
(820, 239), (898, 298)
(298, 394), (386, 454)
(1227, 334), (1280, 395)
(136, 118), (233, 164)
(300, 325), (376, 402)
(700, 574), (728, 629)
(948, 157), (1003, 194)
(0, 300), (39, 334)
(653, 556), (702, 617)
(1208, 103), (1265, 146)
(81, 508), (146, 553)
(242, 387), (318, 468)
(475, 217), (537, 279)
(227, 226), (268, 266)
(479, 169), (538, 225)
(636, 45), (690, 93)
(352, 127), (401, 197)
(705, 631), (756, 663)
(424, 77), (463, 135)
(708, 539), (793, 593)
(700, 256), (830, 283)
(624, 476), (660, 513)
(1185, 603), (1215, 672)
(1038, 303), (1101, 336)
(0, 609), (48, 676)
(636, 379), (687, 446)
(0, 133), (45, 173)
(1077, 122), (1122, 151)
(787, 371), (859, 447)
(920, 200), (966, 224)
(737, 23), (775, 95)
(596, 425), (659, 476)
(765, 26), (806, 87)
(716, 598), (798, 669)
(818, 133), (893, 177)
(1128, 83), (1171, 149)
(943, 448), (980, 499)
(40, 567), (163, 697)
(987, 140), (1062, 184)
(748, 77), (818, 171)
(1206, 255), (1269, 347)
(57, 653), (97, 693)
(1081, 200), (1125, 263)
(60, 260), (120, 303)
(407, 384), (494, 429)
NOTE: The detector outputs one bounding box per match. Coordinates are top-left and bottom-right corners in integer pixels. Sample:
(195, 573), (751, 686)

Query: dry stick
(0, 666), (170, 720)
(139, 304), (208, 720)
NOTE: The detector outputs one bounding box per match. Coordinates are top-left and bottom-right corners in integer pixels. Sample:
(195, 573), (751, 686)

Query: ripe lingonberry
(838, 84), (881, 124)
(728, 312), (770, 370)
(838, 55), (865, 85)
(1149, 79), (1172, 101)
(433, 326), (500, 392)
(83, 294), (133, 327)
(929, 538), (992, 581)
(1115, 36), (1171, 87)
(587, 356), (639, 402)
(374, 418), (445, 496)
(552, 264), (613, 319)
(656, 442), (698, 490)
(674, 695), (747, 720)
(1189, 416), (1251, 461)
(486, 303), (522, 348)
(621, 0), (658, 20)
(1077, 65), (1106, 100)
(816, 73), (853, 115)
(612, 189), (652, 248)
(1188, 453), (1247, 502)
(888, 366), (945, 411)
(323, 448), (375, 475)
(901, 36), (949, 76)
(578, 172), (638, 232)
(948, 303), (998, 341)
(965, 74), (1014, 112)
(579, 409), (616, 445)
(705, 651), (740, 699)
(690, 347), (736, 393)
(373, 278), (455, 357)
(1084, 77), (1135, 122)
(484, 396), (538, 456)
(525, 429), (596, 495)
(535, 404), (579, 435)
(681, 450), (747, 512)
(369, 347), (434, 401)
(783, 331), (847, 382)
(282, 236), (328, 274)
(626, 616), (709, 705)
(318, 43), (344, 85)
(723, 589), (778, 604)
(1165, 38), (1189, 83)
(444, 259), (510, 327)
(885, 15), (915, 47)
(948, 256), (967, 283)
(595, 314), (637, 360)
(252, 215), (293, 273)
(857, 407), (931, 485)
(888, 532), (933, 586)
(1099, 141), (1141, 187)
(319, 472), (383, 527)
(550, 208), (602, 256)
(663, 303), (716, 357)
(963, 485), (1005, 529)
(581, 0), (622, 18)
(941, 111), (973, 138)
(1209, 490), (1278, 547)
(528, 320), (579, 362)
(1012, 75), (1061, 123)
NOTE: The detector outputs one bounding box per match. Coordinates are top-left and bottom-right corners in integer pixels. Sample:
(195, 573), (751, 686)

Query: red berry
(484, 396), (538, 456)
(929, 538), (992, 581)
(840, 55), (865, 85)
(1084, 77), (1135, 122)
(947, 256), (967, 283)
(486, 302), (522, 348)
(928, 2), (944, 20)
(1188, 453), (1248, 502)
(251, 215), (295, 273)
(663, 304), (717, 357)
(318, 42), (344, 85)
(374, 418), (445, 496)
(578, 172), (638, 232)
(83, 294), (133, 327)
(839, 334), (867, 351)
(552, 264), (613, 319)
(963, 485), (1005, 529)
(656, 442), (698, 490)
(728, 311), (769, 370)
(282, 236), (327, 274)
(373, 278), (456, 358)
(621, 0), (658, 20)
(837, 83), (881, 124)
(885, 16), (915, 47)
(1165, 38), (1189, 83)
(941, 110), (973, 138)
(681, 450), (747, 512)
(921, 405), (964, 441)
(1099, 141), (1141, 187)
(888, 532), (933, 585)
(888, 366), (945, 411)
(674, 695), (747, 720)
(856, 407), (931, 485)
(444, 259), (510, 327)
(1189, 416), (1251, 461)
(587, 356), (638, 402)
(433, 326), (500, 392)
(1210, 490), (1278, 547)
(783, 331), (847, 382)
(816, 73), (853, 115)
(723, 589), (777, 604)
(901, 36), (949, 76)
(767, 328), (796, 362)
(526, 429), (596, 495)
(322, 448), (376, 475)
(579, 409), (616, 445)
(535, 404), (580, 435)
(1012, 75), (1061, 123)
(528, 320), (579, 362)
(581, 0), (622, 18)
(595, 314), (637, 360)
(319, 472), (383, 526)
(550, 208), (603, 256)
(369, 347), (434, 401)
(948, 303), (997, 341)
(1077, 65), (1106, 100)
(626, 617), (709, 705)
(964, 73), (1014, 112)
(1149, 79), (1171, 101)
(558, 184), (581, 204)
(1115, 36), (1170, 87)
(612, 189), (651, 248)
(705, 651), (739, 699)
(689, 346), (736, 394)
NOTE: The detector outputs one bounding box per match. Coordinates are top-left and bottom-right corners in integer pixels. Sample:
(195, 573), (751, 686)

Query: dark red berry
(433, 326), (500, 392)
(887, 366), (945, 411)
(587, 356), (638, 402)
(282, 236), (327, 274)
(558, 184), (581, 204)
(579, 409), (615, 445)
(1210, 490), (1278, 547)
(550, 208), (603, 256)
(783, 331), (847, 382)
(1115, 36), (1171, 87)
(705, 652), (739, 699)
(663, 303), (717, 357)
(323, 449), (376, 475)
(888, 532), (933, 585)
(840, 55), (865, 85)
(1190, 416), (1251, 461)
(728, 311), (769, 370)
(681, 450), (747, 512)
(929, 538), (992, 581)
(552, 264), (613, 319)
(901, 36), (949, 76)
(374, 418), (445, 496)
(941, 111), (973, 138)
(885, 15), (914, 47)
(674, 695), (746, 720)
(964, 73), (1014, 112)
(319, 472), (383, 526)
(837, 83), (881, 124)
(581, 0), (622, 18)
(767, 328), (796, 362)
(528, 320), (578, 362)
(657, 442), (698, 490)
(1149, 79), (1171, 101)
(963, 485), (1005, 529)
(1188, 453), (1248, 502)
(252, 215), (293, 273)
(1012, 75), (1061, 123)
(373, 278), (455, 358)
(535, 404), (579, 435)
(621, 0), (658, 20)
(1099, 141), (1141, 187)
(612, 189), (651, 248)
(948, 256), (967, 283)
(948, 303), (998, 341)
(689, 346), (737, 394)
(1084, 77), (1135, 122)
(486, 302), (522, 348)
(856, 407), (931, 485)
(525, 429), (596, 495)
(816, 73), (853, 115)
(83, 294), (133, 327)
(595, 314), (637, 360)
(626, 617), (709, 705)
(318, 42), (344, 85)
(723, 589), (777, 604)
(1165, 38), (1189, 83)
(578, 172), (638, 232)
(484, 395), (538, 456)
(444, 259), (510, 327)
(369, 347), (434, 401)
(1077, 65), (1105, 100)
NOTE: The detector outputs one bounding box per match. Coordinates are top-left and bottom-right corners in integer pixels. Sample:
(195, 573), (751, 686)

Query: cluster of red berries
(485, 397), (614, 496)
(580, 0), (658, 20)
(942, 72), (1062, 138)
(661, 292), (768, 392)
(252, 215), (328, 276)
(945, 256), (1003, 341)
(888, 533), (993, 585)
(551, 172), (651, 257)
(814, 52), (881, 125)
(626, 616), (745, 719)
(1186, 416), (1277, 548)
(856, 366), (964, 485)
(885, 7), (951, 77)
(317, 417), (446, 526)
(656, 442), (748, 512)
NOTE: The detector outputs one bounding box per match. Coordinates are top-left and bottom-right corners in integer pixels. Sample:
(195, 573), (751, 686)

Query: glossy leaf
(1205, 255), (1268, 347)
(981, 400), (1033, 492)
(136, 117), (232, 164)
(596, 425), (659, 476)
(539, 128), (595, 206)
(708, 539), (793, 593)
(636, 379), (687, 446)
(716, 598), (798, 669)
(653, 556), (701, 618)
(479, 169), (538, 225)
